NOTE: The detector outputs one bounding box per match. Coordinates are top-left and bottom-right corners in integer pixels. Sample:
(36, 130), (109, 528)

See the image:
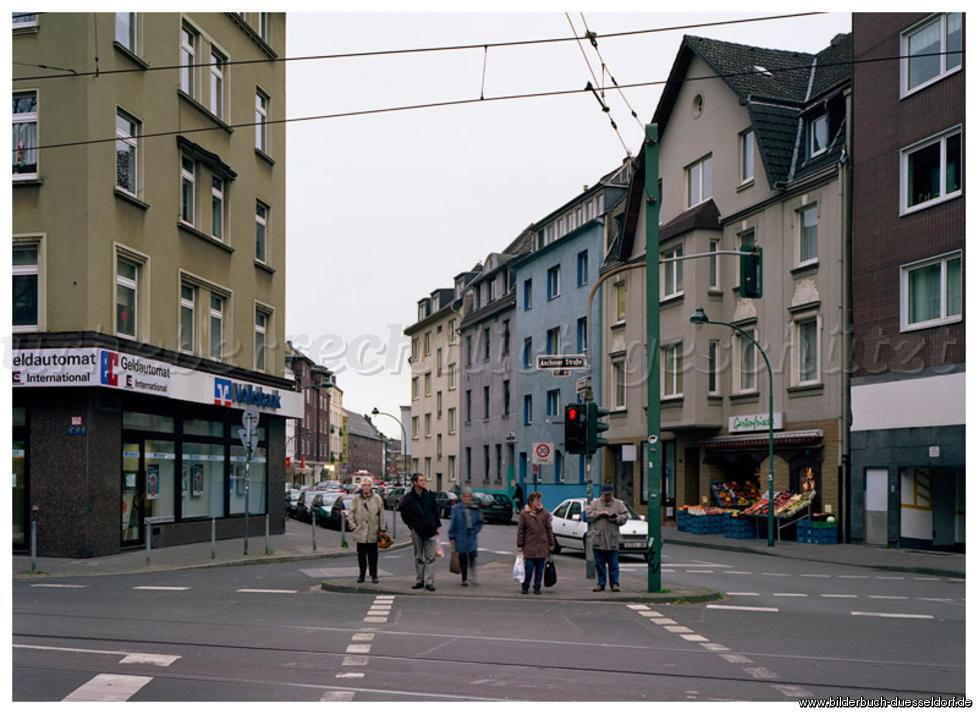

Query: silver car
(550, 497), (650, 561)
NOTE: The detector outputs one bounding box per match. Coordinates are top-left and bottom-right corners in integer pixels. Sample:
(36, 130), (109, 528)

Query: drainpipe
(840, 86), (853, 544)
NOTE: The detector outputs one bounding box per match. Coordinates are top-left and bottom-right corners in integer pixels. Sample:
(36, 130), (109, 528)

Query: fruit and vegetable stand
(679, 486), (818, 541)
(740, 490), (816, 540)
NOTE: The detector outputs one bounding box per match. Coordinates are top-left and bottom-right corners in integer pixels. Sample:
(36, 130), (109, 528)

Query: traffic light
(564, 403), (587, 454)
(740, 245), (763, 298)
(586, 401), (610, 454)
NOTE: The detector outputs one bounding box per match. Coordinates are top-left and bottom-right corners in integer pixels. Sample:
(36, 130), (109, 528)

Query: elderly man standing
(400, 473), (441, 591)
(585, 483), (629, 592)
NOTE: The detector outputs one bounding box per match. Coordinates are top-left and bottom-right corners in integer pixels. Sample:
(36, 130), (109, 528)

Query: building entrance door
(122, 441), (145, 546)
(932, 470), (956, 547)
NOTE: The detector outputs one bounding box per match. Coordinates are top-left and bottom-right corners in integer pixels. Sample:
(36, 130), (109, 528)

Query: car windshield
(321, 494), (341, 507)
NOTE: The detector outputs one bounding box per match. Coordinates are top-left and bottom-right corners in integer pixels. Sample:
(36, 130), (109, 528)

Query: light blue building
(511, 163), (632, 510)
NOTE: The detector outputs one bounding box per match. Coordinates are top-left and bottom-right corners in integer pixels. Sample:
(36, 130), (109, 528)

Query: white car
(550, 497), (650, 561)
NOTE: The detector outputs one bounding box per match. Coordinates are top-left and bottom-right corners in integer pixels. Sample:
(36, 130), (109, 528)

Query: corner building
(12, 12), (300, 557)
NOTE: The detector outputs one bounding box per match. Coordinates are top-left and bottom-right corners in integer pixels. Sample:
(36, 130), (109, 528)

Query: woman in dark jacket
(448, 488), (484, 586)
(516, 491), (554, 594)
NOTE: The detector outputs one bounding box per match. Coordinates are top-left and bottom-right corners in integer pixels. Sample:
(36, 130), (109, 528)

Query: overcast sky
(284, 10), (852, 439)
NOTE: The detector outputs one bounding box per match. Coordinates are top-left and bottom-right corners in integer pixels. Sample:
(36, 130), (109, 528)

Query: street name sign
(536, 355), (587, 370)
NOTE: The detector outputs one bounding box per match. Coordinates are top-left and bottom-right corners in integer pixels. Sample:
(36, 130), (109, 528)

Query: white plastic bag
(512, 552), (525, 581)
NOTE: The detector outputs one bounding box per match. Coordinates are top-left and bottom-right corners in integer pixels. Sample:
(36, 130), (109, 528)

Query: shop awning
(700, 429), (823, 450)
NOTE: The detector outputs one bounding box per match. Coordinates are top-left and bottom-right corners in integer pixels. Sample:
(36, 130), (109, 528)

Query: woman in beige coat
(349, 477), (387, 583)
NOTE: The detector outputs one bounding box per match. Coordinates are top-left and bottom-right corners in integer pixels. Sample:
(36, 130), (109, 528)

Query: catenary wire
(12, 11), (827, 82)
(19, 51), (961, 154)
(580, 13), (645, 131)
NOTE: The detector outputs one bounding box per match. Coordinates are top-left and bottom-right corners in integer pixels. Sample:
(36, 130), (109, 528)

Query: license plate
(622, 541), (646, 548)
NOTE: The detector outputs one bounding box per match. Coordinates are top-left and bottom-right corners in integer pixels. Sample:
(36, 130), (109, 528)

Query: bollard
(30, 519), (37, 572)
(312, 512), (317, 551)
(211, 517), (216, 559)
(265, 514), (270, 555)
(340, 508), (347, 548)
(392, 505), (397, 540)
(145, 518), (151, 565)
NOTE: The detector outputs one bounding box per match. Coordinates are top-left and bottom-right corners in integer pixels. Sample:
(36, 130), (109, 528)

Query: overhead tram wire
(579, 13), (645, 132)
(13, 11), (826, 82)
(22, 51), (961, 155)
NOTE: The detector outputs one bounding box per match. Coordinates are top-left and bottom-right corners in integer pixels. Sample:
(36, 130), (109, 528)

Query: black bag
(543, 554), (557, 587)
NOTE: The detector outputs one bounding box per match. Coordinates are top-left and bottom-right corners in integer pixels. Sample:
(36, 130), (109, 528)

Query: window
(662, 244), (684, 299)
(737, 329), (757, 393)
(12, 91), (38, 178)
(180, 155), (195, 224)
(547, 266), (560, 300)
(483, 445), (490, 480)
(523, 278), (533, 310)
(576, 317), (587, 352)
(424, 413), (431, 437)
(412, 417), (419, 439)
(577, 250), (589, 287)
(436, 348), (443, 376)
(523, 395), (533, 426)
(465, 390), (472, 422)
(255, 200), (268, 262)
(179, 283), (195, 352)
(615, 281), (626, 322)
(502, 380), (510, 416)
(901, 127), (962, 214)
(465, 335), (473, 366)
(523, 337), (533, 369)
(448, 408), (456, 434)
(465, 447), (472, 481)
(209, 294), (224, 359)
(709, 239), (720, 289)
(424, 331), (431, 355)
(546, 389), (561, 416)
(686, 154), (712, 207)
(411, 337), (419, 361)
(180, 25), (197, 98)
(255, 89), (268, 153)
(116, 257), (138, 339)
(412, 377), (419, 400)
(448, 362), (457, 390)
(115, 12), (136, 53)
(546, 327), (560, 355)
(210, 49), (226, 119)
(12, 244), (38, 330)
(496, 444), (503, 481)
(482, 327), (491, 361)
(437, 434), (443, 460)
(902, 13), (963, 96)
(211, 177), (225, 240)
(12, 13), (37, 29)
(448, 455), (456, 481)
(795, 317), (819, 385)
(448, 318), (457, 344)
(662, 343), (683, 398)
(558, 217), (565, 236)
(488, 278), (496, 302)
(807, 113), (828, 158)
(483, 385), (490, 419)
(901, 252), (962, 331)
(612, 358), (626, 409)
(740, 129), (755, 183)
(255, 309), (268, 371)
(424, 371), (431, 396)
(798, 205), (817, 264)
(708, 340), (719, 394)
(546, 224), (555, 244)
(115, 110), (138, 195)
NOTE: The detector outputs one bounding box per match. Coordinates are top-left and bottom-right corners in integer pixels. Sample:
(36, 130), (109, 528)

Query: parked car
(434, 490), (459, 518)
(550, 497), (649, 560)
(320, 493), (354, 530)
(295, 490), (329, 523)
(384, 486), (408, 510)
(286, 489), (303, 519)
(471, 491), (514, 524)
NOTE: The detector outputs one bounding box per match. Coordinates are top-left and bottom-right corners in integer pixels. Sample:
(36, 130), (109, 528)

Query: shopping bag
(377, 532), (393, 549)
(450, 550), (461, 574)
(512, 553), (525, 581)
(544, 554), (557, 587)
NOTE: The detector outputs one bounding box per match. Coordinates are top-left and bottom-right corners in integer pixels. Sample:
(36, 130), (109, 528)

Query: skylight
(753, 65), (774, 77)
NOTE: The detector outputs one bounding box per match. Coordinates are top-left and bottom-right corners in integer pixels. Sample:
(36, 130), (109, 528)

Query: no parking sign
(531, 442), (554, 465)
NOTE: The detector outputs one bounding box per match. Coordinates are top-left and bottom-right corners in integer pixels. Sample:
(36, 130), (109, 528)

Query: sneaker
(461, 581), (468, 587)
(412, 582), (425, 590)
(356, 576), (365, 583)
(371, 577), (379, 584)
(425, 584), (436, 592)
(611, 584), (620, 592)
(521, 588), (529, 595)
(593, 585), (605, 592)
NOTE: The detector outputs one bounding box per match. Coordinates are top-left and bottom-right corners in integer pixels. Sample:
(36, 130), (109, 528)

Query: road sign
(531, 442), (554, 465)
(552, 369), (570, 376)
(648, 434), (658, 445)
(238, 427), (258, 454)
(242, 404), (260, 431)
(536, 355), (587, 370)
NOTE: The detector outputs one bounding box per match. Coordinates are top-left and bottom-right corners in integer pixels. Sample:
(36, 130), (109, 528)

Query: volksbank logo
(213, 377), (282, 410)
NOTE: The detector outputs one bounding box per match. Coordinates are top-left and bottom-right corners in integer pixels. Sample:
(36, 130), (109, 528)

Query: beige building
(327, 382), (345, 477)
(600, 34), (851, 522)
(12, 12), (298, 556)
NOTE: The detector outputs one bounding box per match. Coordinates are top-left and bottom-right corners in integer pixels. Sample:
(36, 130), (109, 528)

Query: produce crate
(685, 514), (725, 534)
(796, 519), (838, 544)
(724, 515), (756, 539)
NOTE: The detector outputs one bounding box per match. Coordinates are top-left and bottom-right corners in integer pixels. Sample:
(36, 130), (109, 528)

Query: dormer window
(808, 113), (829, 158)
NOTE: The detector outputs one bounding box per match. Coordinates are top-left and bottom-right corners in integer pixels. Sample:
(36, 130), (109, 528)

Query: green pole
(644, 124), (662, 593)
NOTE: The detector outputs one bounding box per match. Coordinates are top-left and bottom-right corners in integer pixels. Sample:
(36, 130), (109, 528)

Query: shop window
(183, 418), (223, 437)
(144, 440), (176, 521)
(122, 411), (175, 432)
(230, 444), (266, 515)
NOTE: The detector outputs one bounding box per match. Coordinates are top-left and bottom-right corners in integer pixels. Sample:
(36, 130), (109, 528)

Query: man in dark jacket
(400, 473), (441, 591)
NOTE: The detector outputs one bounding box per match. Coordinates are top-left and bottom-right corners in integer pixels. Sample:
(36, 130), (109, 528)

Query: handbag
(450, 550), (461, 574)
(543, 554), (557, 587)
(512, 553), (525, 581)
(377, 531), (393, 549)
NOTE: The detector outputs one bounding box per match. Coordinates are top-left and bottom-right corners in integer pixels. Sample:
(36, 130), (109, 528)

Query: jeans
(411, 530), (437, 585)
(522, 556), (546, 592)
(356, 542), (378, 578)
(593, 548), (619, 588)
(458, 550), (477, 582)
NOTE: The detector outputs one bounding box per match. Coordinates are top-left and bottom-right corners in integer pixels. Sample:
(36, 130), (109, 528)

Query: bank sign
(214, 377), (282, 409)
(729, 412), (784, 433)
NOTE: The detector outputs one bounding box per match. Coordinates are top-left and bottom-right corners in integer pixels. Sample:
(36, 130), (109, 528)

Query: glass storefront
(12, 407), (27, 549)
(182, 443), (225, 519)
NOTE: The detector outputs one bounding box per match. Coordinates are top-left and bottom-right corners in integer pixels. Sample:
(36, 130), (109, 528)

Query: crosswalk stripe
(14, 644), (179, 667)
(30, 583), (87, 588)
(707, 604), (778, 612)
(63, 674), (152, 701)
(851, 611), (934, 620)
(237, 588), (297, 594)
(132, 586), (190, 591)
(322, 691), (355, 701)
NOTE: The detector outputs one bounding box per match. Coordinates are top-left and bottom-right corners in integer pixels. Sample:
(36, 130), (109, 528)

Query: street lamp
(370, 408), (408, 485)
(690, 307), (776, 547)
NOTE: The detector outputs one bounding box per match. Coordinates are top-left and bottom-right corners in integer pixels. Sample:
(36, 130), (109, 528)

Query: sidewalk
(12, 516), (963, 588)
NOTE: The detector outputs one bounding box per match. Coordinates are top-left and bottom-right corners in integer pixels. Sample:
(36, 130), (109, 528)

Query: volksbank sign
(214, 377), (283, 409)
(729, 412), (784, 433)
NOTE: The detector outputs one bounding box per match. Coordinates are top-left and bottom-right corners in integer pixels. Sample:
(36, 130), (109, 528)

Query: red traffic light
(568, 407), (579, 421)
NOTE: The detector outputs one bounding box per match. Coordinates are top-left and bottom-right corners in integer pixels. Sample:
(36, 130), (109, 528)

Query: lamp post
(371, 407), (408, 538)
(690, 307), (776, 547)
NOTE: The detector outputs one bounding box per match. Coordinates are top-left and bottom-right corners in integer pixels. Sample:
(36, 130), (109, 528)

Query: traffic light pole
(644, 124), (663, 594)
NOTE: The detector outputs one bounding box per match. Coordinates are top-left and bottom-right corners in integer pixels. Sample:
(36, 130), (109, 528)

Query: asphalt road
(12, 521), (966, 702)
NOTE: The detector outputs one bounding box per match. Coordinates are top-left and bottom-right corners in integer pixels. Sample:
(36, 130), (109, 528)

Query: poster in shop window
(192, 464), (204, 497)
(146, 464), (160, 501)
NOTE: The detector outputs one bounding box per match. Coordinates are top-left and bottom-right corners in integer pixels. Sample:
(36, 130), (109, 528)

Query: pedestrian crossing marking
(31, 583), (88, 588)
(681, 634), (709, 642)
(63, 674), (152, 701)
(132, 586), (190, 591)
(335, 672), (364, 679)
(237, 588), (297, 594)
(342, 656), (369, 666)
(15, 644), (180, 667)
(322, 691), (355, 701)
(346, 644), (371, 654)
(351, 633), (375, 641)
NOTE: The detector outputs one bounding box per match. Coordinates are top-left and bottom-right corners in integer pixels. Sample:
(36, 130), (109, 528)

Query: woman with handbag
(516, 491), (554, 595)
(349, 476), (387, 583)
(448, 488), (483, 586)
